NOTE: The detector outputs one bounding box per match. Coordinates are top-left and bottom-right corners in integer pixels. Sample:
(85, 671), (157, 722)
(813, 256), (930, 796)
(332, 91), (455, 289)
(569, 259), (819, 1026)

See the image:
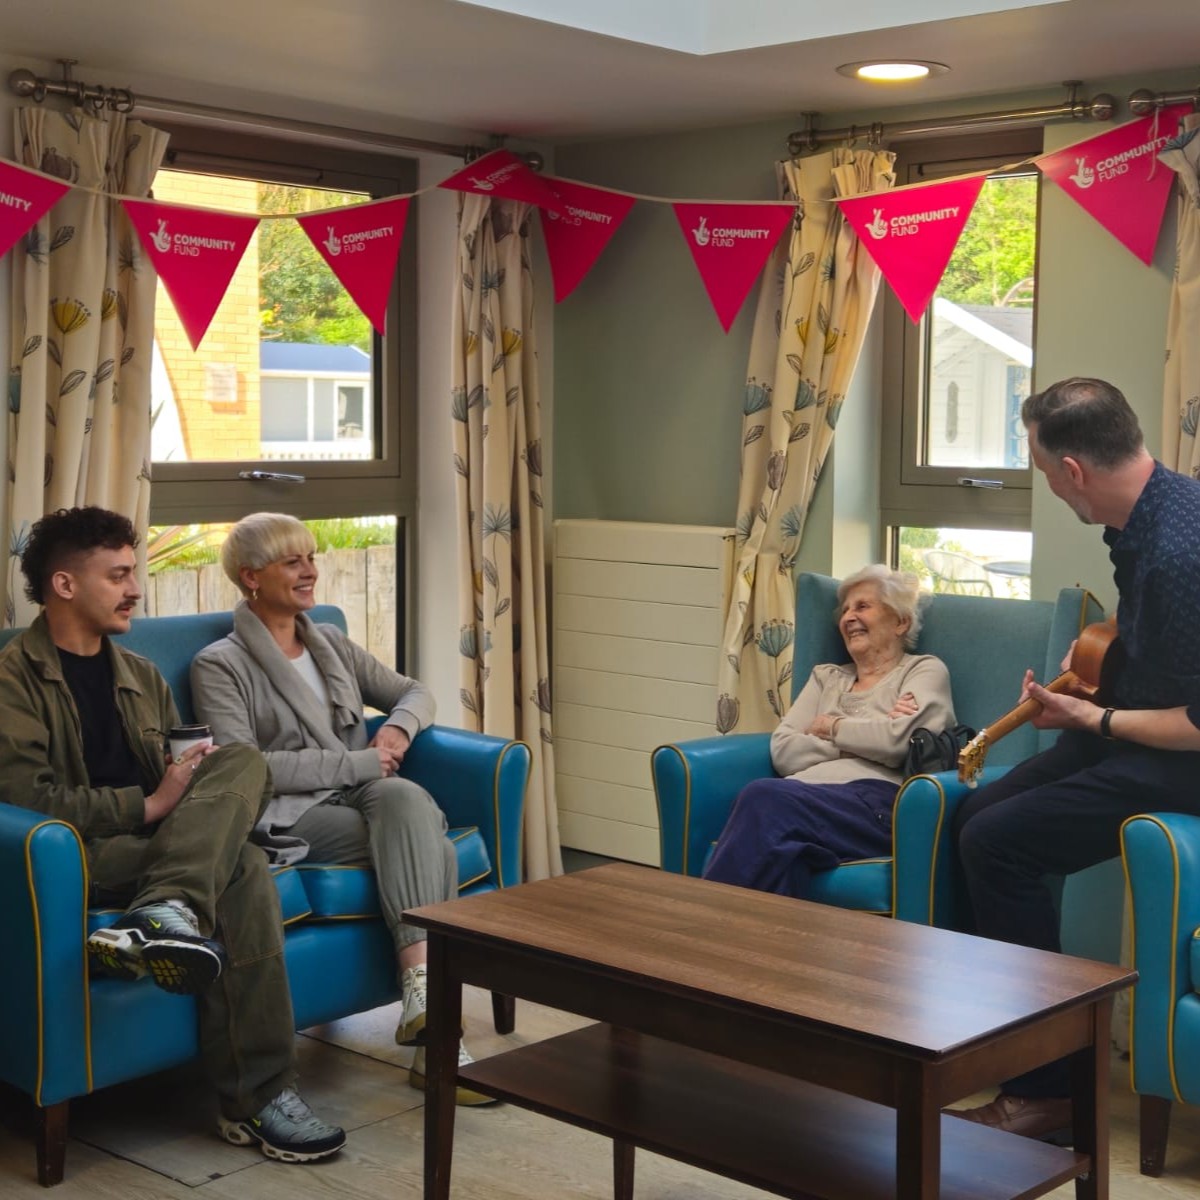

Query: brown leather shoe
(952, 1094), (1073, 1144)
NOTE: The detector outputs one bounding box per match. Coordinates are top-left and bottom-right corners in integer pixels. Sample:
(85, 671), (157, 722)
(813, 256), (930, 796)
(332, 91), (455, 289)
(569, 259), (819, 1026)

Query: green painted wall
(552, 70), (1197, 589)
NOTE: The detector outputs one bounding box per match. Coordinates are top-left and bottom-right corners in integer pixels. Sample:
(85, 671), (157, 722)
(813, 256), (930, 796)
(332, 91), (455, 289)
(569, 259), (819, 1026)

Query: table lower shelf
(458, 1023), (1089, 1200)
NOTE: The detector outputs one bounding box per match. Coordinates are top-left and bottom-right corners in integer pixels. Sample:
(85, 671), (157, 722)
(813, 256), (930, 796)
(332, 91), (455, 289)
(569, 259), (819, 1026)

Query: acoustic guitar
(957, 618), (1120, 786)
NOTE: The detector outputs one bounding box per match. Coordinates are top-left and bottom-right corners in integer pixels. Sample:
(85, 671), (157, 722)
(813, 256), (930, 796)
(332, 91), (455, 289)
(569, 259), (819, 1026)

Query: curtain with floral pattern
(6, 107), (168, 626)
(1161, 114), (1200, 478)
(451, 193), (561, 881)
(715, 149), (895, 734)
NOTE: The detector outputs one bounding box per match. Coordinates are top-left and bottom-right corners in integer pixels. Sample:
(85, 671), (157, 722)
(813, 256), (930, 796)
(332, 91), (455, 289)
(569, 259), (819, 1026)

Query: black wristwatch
(1099, 707), (1117, 740)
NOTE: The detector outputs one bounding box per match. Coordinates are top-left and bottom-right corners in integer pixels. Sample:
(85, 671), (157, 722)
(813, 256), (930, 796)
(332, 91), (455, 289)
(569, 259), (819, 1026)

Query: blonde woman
(191, 513), (493, 1106)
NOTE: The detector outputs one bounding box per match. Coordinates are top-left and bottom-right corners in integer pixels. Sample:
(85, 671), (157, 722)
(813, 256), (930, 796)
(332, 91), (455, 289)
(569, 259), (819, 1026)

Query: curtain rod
(1128, 85), (1200, 115)
(7, 63), (494, 164)
(787, 82), (1116, 155)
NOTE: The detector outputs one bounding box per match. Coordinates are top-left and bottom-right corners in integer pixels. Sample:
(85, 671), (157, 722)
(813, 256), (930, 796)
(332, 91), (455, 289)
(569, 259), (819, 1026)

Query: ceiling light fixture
(837, 61), (950, 83)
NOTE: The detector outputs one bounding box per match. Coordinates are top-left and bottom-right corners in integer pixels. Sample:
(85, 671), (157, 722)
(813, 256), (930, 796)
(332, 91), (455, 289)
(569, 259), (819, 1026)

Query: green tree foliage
(938, 175), (1038, 307)
(257, 184), (372, 350)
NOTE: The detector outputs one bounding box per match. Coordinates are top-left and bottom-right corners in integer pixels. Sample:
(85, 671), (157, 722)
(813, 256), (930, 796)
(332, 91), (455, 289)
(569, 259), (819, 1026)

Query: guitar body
(957, 618), (1120, 785)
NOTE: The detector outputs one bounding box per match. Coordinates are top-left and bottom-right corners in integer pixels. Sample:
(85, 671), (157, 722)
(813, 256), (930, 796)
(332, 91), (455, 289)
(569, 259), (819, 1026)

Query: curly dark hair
(20, 507), (139, 606)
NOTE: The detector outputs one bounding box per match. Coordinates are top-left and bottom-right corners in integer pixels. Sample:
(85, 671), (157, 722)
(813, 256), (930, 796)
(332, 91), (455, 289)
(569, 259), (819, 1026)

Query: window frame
(879, 128), (1044, 533)
(147, 123), (418, 527)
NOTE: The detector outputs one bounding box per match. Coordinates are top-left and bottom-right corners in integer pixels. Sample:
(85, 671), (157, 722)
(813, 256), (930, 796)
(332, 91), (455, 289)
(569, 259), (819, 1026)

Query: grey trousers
(86, 743), (296, 1120)
(288, 776), (457, 960)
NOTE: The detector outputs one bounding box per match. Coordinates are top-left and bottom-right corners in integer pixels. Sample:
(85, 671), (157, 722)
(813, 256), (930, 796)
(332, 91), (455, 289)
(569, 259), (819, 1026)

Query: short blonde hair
(221, 512), (316, 597)
(836, 564), (925, 650)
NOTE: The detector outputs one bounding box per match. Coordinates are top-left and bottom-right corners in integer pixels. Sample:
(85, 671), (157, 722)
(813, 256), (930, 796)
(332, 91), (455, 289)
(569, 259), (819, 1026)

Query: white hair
(835, 564), (924, 649)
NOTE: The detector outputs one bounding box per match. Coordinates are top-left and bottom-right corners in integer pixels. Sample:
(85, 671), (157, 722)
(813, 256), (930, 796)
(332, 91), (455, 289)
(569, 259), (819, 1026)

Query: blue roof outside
(260, 343), (370, 374)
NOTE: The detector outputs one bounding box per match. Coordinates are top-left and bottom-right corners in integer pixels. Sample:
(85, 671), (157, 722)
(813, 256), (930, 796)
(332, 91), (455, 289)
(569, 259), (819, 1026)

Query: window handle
(238, 470), (306, 484)
(957, 477), (1003, 489)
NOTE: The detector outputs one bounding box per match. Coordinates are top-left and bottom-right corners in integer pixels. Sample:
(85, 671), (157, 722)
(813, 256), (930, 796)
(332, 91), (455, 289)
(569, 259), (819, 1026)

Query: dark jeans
(703, 776), (897, 899)
(952, 730), (1200, 1097)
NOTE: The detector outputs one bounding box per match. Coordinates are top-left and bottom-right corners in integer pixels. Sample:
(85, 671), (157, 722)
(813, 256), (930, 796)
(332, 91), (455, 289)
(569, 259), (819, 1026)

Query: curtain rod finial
(8, 68), (39, 99)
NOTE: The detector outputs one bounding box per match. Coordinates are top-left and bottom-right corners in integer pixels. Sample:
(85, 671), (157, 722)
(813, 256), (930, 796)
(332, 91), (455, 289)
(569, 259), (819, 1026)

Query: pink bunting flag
(295, 196), (410, 334)
(838, 176), (987, 323)
(124, 199), (260, 350)
(439, 148), (565, 214)
(1035, 105), (1192, 264)
(540, 179), (636, 301)
(0, 159), (70, 257)
(671, 202), (795, 332)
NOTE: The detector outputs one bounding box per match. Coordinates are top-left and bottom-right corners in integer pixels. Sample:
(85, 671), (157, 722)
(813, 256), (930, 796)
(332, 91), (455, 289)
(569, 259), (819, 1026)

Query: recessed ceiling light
(837, 61), (950, 82)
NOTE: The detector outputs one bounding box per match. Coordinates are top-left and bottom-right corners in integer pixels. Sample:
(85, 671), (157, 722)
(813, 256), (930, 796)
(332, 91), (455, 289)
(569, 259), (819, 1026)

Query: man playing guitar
(952, 377), (1200, 1142)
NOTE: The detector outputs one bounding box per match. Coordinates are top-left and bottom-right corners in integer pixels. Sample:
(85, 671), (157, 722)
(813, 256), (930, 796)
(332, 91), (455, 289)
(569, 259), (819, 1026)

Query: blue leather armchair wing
(1120, 812), (1200, 1176)
(653, 571), (1102, 925)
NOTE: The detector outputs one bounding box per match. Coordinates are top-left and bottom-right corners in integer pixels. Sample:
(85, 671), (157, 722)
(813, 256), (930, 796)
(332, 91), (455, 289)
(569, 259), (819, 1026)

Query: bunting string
(0, 109), (1190, 344)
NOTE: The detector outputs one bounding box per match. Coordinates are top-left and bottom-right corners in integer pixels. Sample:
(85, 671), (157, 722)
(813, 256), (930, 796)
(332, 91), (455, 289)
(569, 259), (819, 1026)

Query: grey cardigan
(190, 601), (435, 837)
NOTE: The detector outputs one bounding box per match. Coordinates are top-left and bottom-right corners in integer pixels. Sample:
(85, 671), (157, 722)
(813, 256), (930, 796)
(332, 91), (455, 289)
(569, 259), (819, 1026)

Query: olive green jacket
(0, 613), (176, 838)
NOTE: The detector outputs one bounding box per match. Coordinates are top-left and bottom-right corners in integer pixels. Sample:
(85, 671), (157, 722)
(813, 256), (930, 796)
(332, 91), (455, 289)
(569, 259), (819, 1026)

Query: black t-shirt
(58, 647), (149, 792)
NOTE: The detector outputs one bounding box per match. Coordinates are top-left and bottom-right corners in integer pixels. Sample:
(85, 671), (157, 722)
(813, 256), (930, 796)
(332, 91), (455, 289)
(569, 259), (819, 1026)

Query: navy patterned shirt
(1103, 461), (1200, 728)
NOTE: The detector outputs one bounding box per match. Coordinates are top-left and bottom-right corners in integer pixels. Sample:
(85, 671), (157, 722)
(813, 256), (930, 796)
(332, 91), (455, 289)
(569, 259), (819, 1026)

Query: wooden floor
(1, 981), (1198, 1200)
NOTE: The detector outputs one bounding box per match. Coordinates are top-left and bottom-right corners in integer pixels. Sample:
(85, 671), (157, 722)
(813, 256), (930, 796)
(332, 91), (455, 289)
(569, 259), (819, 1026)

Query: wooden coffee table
(405, 862), (1135, 1200)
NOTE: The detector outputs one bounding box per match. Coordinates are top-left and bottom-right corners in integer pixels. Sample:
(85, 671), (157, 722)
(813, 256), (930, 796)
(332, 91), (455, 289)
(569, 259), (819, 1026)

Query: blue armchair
(653, 571), (1103, 926)
(1120, 812), (1200, 1176)
(0, 606), (529, 1185)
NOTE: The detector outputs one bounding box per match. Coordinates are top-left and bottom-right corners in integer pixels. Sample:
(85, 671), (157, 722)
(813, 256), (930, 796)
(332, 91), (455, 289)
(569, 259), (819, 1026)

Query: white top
(290, 646), (332, 713)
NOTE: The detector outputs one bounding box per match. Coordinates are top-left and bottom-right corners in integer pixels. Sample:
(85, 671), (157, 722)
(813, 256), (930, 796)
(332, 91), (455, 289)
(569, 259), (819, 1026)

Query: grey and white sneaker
(408, 1043), (499, 1107)
(87, 900), (226, 995)
(395, 964), (428, 1045)
(217, 1088), (346, 1162)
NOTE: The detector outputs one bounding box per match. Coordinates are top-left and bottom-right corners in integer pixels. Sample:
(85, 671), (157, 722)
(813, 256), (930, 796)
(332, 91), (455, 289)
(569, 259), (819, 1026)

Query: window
(146, 125), (416, 666)
(881, 129), (1043, 545)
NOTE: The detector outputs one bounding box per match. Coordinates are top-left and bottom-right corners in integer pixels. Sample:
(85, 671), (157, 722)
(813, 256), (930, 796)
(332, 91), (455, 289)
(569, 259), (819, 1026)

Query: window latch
(956, 477), (1003, 489)
(238, 470), (307, 484)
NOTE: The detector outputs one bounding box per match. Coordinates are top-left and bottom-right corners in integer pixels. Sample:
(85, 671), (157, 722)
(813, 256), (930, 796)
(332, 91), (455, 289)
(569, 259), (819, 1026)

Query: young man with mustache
(0, 507), (344, 1163)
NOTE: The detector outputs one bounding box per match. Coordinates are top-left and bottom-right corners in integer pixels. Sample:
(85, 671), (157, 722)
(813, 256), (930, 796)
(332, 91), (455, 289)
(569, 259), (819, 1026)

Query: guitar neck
(979, 670), (1075, 742)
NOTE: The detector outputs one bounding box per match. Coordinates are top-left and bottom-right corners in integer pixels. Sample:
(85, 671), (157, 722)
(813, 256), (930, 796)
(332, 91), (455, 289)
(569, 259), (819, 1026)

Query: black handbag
(903, 723), (977, 778)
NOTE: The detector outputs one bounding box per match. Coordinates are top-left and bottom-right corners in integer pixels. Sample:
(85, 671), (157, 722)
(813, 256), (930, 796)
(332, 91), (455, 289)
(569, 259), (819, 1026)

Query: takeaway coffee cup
(168, 724), (214, 763)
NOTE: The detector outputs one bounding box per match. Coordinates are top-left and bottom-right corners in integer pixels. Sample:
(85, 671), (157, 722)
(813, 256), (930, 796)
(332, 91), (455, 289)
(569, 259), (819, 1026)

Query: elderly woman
(190, 513), (493, 1106)
(704, 564), (954, 899)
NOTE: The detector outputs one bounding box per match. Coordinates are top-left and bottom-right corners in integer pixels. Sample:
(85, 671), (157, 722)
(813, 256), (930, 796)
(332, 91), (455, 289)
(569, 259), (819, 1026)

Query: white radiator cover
(553, 519), (735, 865)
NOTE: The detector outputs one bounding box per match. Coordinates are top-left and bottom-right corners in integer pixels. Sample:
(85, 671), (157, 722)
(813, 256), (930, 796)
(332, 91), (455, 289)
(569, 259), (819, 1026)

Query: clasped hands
(369, 723), (412, 774)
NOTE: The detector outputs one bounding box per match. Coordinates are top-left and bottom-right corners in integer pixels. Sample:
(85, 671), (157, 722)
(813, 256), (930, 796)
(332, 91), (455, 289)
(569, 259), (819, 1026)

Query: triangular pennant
(540, 179), (636, 301)
(295, 196), (410, 334)
(0, 160), (70, 257)
(124, 199), (259, 350)
(1035, 106), (1191, 264)
(671, 202), (795, 332)
(439, 148), (565, 214)
(838, 176), (987, 323)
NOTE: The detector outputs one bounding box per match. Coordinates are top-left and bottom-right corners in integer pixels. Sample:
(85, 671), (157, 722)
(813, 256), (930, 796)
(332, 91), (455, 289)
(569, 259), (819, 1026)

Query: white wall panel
(553, 520), (733, 864)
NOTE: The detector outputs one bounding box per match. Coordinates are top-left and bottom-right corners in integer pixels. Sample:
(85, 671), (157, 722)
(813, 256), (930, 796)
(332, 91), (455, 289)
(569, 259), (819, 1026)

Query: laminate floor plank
(1, 986), (1197, 1199)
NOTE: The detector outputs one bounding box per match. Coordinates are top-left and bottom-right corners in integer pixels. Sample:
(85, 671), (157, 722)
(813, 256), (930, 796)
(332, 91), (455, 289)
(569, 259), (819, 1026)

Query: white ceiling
(1, 0), (1197, 144)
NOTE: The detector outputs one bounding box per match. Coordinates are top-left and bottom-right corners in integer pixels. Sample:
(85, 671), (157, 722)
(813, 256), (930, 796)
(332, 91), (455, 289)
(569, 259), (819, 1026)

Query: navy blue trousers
(953, 730), (1200, 1098)
(702, 776), (897, 900)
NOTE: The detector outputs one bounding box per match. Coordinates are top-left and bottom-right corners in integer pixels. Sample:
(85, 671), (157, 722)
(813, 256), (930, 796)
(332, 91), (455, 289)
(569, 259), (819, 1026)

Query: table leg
(613, 1139), (635, 1200)
(424, 934), (463, 1200)
(895, 1066), (941, 1200)
(1071, 997), (1112, 1200)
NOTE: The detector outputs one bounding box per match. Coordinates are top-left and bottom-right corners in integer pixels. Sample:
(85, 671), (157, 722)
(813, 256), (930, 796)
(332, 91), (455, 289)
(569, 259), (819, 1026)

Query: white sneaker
(395, 964), (427, 1045)
(408, 1043), (499, 1107)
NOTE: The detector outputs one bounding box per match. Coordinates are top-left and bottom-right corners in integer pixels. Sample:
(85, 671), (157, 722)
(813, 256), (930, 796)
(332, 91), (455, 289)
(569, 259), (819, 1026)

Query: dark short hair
(20, 507), (139, 606)
(1021, 377), (1143, 468)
